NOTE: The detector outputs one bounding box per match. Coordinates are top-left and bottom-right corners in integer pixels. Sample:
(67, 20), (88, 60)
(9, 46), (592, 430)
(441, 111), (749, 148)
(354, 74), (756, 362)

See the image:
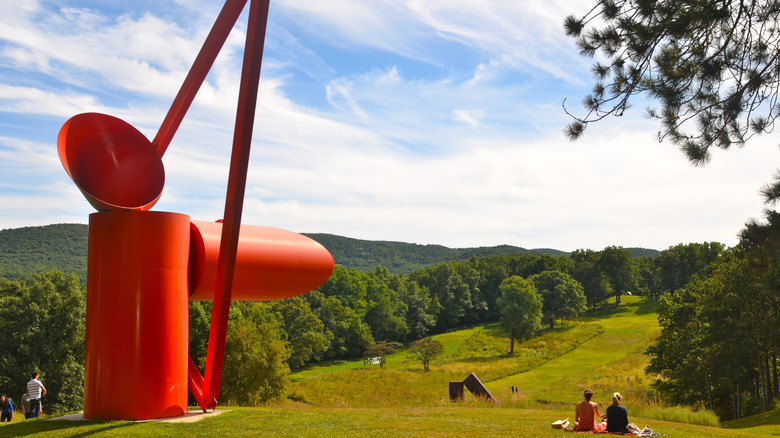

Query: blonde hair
(611, 392), (622, 405)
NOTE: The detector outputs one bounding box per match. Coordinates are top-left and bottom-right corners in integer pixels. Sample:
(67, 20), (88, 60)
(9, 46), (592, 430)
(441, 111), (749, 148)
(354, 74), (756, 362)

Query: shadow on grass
(633, 297), (660, 315)
(723, 407), (780, 428)
(481, 322), (502, 335)
(452, 355), (516, 364)
(294, 360), (349, 372)
(537, 324), (578, 336)
(0, 417), (137, 438)
(461, 319), (578, 341)
(582, 297), (659, 320)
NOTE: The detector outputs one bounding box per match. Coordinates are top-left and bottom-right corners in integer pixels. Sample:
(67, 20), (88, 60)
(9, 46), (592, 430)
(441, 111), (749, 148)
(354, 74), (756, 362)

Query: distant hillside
(0, 223), (89, 283)
(303, 233), (568, 273)
(0, 224), (660, 280)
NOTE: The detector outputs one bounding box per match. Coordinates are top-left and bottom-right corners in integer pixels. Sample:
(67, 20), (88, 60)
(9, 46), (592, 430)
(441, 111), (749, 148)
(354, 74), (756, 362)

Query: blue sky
(0, 0), (777, 251)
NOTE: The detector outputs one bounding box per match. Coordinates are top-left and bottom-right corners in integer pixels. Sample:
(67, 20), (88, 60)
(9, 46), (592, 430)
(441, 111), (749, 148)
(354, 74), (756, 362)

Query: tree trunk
(764, 351), (773, 407)
(758, 351), (765, 411)
(736, 368), (742, 419)
(509, 328), (515, 355)
(773, 353), (778, 399)
(759, 350), (770, 411)
(704, 366), (713, 411)
(767, 352), (775, 404)
(754, 360), (761, 410)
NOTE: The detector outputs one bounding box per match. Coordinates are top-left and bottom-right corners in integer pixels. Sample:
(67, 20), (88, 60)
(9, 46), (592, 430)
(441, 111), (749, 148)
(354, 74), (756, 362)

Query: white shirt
(27, 379), (43, 399)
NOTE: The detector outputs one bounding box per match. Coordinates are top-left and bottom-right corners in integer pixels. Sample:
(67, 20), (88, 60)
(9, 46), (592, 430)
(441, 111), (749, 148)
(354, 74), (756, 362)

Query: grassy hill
(3, 295), (778, 437)
(0, 224), (661, 280)
(287, 296), (663, 411)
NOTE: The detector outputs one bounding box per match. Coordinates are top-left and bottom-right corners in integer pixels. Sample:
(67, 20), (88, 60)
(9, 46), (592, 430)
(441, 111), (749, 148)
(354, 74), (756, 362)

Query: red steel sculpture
(57, 0), (334, 420)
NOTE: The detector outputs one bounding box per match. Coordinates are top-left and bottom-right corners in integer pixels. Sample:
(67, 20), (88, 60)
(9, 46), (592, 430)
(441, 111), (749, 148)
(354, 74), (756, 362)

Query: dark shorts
(0, 412), (11, 422)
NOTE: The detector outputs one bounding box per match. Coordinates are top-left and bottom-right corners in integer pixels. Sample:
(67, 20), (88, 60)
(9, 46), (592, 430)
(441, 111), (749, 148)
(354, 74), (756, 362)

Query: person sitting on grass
(573, 389), (606, 432)
(605, 392), (644, 434)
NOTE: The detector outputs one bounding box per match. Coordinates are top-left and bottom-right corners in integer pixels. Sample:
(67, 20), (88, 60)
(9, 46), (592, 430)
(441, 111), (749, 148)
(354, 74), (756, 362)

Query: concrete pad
(48, 409), (228, 423)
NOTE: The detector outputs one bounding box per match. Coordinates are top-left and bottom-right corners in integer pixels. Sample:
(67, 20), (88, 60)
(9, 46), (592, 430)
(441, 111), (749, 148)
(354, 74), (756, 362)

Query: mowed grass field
(2, 406), (778, 437)
(2, 296), (779, 437)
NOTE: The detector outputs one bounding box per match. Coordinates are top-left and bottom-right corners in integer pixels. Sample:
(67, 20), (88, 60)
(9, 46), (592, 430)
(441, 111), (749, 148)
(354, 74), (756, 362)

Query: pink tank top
(575, 400), (596, 431)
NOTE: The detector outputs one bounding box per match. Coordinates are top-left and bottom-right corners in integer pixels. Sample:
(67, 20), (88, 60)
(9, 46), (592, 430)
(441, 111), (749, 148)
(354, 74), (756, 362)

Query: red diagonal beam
(203, 0), (271, 408)
(153, 0), (248, 157)
(187, 356), (208, 411)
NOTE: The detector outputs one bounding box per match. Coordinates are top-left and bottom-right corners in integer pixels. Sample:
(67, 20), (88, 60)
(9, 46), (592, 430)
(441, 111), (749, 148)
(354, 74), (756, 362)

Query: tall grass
(632, 405), (721, 427)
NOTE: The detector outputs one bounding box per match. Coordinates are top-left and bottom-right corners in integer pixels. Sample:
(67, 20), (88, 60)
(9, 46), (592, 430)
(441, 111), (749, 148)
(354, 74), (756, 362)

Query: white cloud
(0, 85), (105, 117)
(275, 0), (592, 83)
(275, 0), (423, 55)
(452, 109), (481, 127)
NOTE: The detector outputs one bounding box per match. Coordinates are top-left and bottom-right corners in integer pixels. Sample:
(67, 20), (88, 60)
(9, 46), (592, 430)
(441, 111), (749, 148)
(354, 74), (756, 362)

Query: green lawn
(2, 406), (778, 437)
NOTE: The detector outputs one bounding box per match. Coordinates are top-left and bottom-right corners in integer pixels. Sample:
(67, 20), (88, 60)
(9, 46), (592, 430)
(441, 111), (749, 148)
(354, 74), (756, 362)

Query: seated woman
(606, 392), (629, 433)
(573, 389), (606, 432)
(605, 392), (644, 434)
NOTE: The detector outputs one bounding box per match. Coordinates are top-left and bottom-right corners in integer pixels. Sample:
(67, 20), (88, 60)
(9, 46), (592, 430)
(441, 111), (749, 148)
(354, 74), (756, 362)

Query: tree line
(647, 211), (780, 420)
(0, 241), (726, 412)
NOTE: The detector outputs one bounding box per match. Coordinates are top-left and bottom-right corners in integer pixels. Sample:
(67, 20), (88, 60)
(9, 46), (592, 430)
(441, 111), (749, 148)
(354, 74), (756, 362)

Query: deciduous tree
(220, 303), (290, 406)
(398, 279), (438, 341)
(530, 270), (587, 329)
(598, 246), (638, 304)
(305, 290), (374, 360)
(496, 276), (543, 354)
(365, 267), (408, 342)
(571, 249), (613, 308)
(408, 337), (444, 372)
(272, 297), (331, 369)
(0, 271), (85, 413)
(653, 242), (725, 296)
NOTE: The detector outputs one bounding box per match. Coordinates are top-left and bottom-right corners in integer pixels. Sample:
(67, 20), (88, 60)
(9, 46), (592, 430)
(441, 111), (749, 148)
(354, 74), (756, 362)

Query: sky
(0, 0), (777, 252)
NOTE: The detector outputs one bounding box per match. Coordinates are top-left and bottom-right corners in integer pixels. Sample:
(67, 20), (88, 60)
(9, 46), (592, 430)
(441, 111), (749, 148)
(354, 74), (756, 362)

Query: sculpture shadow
(0, 417), (139, 437)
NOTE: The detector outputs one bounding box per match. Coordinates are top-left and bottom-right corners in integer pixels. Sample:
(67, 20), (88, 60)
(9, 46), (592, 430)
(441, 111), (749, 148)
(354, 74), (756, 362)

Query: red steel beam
(153, 0), (248, 157)
(203, 0), (271, 408)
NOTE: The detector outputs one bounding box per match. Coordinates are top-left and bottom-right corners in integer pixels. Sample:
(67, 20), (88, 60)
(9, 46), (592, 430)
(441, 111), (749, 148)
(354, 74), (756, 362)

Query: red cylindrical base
(84, 211), (190, 420)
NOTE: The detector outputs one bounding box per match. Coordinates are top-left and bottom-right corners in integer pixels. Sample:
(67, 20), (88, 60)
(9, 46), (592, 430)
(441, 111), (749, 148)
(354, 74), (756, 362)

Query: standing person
(573, 389), (605, 432)
(20, 392), (30, 419)
(0, 395), (13, 422)
(26, 372), (46, 418)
